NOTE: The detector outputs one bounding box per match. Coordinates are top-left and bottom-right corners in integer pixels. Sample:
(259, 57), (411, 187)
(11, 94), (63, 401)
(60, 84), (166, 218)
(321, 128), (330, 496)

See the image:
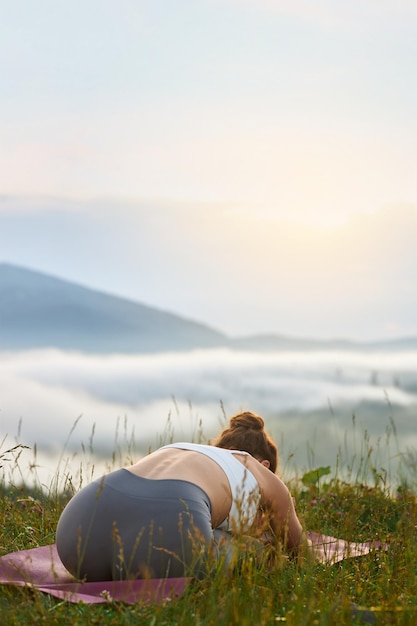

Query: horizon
(1, 257), (416, 345)
(0, 198), (416, 341)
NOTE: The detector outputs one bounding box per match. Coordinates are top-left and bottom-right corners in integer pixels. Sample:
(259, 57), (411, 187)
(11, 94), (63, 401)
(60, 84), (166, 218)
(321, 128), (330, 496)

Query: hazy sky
(0, 1), (416, 340)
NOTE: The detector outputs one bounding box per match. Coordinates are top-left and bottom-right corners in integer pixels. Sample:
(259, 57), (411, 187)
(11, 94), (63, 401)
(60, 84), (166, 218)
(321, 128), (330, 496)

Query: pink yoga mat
(307, 531), (386, 566)
(0, 543), (191, 604)
(0, 533), (386, 605)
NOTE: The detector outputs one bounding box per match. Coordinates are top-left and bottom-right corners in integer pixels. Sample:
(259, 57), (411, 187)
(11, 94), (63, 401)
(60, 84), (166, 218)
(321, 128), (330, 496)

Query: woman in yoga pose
(56, 411), (309, 581)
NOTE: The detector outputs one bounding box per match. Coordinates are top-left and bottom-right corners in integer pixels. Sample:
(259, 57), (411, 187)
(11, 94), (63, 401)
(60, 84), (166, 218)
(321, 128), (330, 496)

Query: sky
(0, 0), (416, 340)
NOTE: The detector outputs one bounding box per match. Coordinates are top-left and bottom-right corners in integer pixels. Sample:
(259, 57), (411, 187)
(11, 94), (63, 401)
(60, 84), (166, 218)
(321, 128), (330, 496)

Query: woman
(56, 411), (309, 581)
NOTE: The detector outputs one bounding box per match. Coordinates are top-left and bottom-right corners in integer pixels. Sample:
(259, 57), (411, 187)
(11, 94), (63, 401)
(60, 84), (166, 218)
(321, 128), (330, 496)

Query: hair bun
(230, 411), (265, 431)
(214, 410), (278, 472)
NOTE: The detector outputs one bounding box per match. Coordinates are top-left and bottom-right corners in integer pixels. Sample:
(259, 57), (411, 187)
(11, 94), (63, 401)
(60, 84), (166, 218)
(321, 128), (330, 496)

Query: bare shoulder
(244, 456), (291, 502)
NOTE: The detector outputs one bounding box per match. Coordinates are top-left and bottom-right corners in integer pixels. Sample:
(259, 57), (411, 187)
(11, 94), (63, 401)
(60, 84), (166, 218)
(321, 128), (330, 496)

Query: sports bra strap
(161, 442), (260, 532)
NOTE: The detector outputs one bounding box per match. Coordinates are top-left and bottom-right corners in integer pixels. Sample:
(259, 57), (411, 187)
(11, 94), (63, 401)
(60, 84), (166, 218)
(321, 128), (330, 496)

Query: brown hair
(213, 411), (278, 473)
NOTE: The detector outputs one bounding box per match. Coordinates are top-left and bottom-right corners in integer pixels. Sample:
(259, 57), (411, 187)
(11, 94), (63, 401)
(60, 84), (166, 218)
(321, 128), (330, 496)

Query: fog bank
(1, 348), (416, 488)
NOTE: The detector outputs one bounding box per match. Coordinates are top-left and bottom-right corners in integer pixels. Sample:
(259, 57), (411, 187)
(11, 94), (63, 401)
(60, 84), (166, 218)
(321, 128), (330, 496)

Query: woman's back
(125, 445), (260, 529)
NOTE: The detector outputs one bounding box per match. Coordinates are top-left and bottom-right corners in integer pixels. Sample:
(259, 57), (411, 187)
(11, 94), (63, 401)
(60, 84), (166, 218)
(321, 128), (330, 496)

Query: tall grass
(1, 412), (417, 625)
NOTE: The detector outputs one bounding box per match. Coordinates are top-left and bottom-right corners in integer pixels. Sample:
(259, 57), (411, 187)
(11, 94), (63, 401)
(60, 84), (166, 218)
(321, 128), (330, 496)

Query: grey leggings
(56, 469), (213, 581)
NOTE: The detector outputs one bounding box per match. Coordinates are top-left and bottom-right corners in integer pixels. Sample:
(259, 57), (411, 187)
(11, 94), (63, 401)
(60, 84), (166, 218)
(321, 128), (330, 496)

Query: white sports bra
(160, 442), (260, 532)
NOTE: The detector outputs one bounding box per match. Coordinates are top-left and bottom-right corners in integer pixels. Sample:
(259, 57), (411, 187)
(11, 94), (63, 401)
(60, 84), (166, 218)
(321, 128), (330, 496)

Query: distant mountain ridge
(0, 263), (416, 353)
(0, 263), (226, 352)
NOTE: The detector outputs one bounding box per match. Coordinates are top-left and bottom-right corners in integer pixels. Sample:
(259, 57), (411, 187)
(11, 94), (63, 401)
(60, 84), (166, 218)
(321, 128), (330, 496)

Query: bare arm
(260, 471), (314, 562)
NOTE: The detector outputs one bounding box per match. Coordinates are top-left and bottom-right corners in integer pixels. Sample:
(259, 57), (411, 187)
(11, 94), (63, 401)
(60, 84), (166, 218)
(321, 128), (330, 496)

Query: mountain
(1, 263), (416, 353)
(229, 333), (417, 352)
(0, 263), (226, 353)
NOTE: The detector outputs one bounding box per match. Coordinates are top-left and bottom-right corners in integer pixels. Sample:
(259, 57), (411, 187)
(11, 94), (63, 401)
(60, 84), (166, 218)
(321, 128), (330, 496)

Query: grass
(1, 418), (417, 625)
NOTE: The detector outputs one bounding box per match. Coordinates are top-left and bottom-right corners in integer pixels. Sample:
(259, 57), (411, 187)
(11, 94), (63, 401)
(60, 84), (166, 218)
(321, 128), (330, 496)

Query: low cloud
(1, 348), (415, 408)
(1, 348), (415, 475)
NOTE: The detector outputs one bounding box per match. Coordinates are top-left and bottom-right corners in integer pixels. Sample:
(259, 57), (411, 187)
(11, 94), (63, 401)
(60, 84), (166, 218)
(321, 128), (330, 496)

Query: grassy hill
(1, 434), (416, 625)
